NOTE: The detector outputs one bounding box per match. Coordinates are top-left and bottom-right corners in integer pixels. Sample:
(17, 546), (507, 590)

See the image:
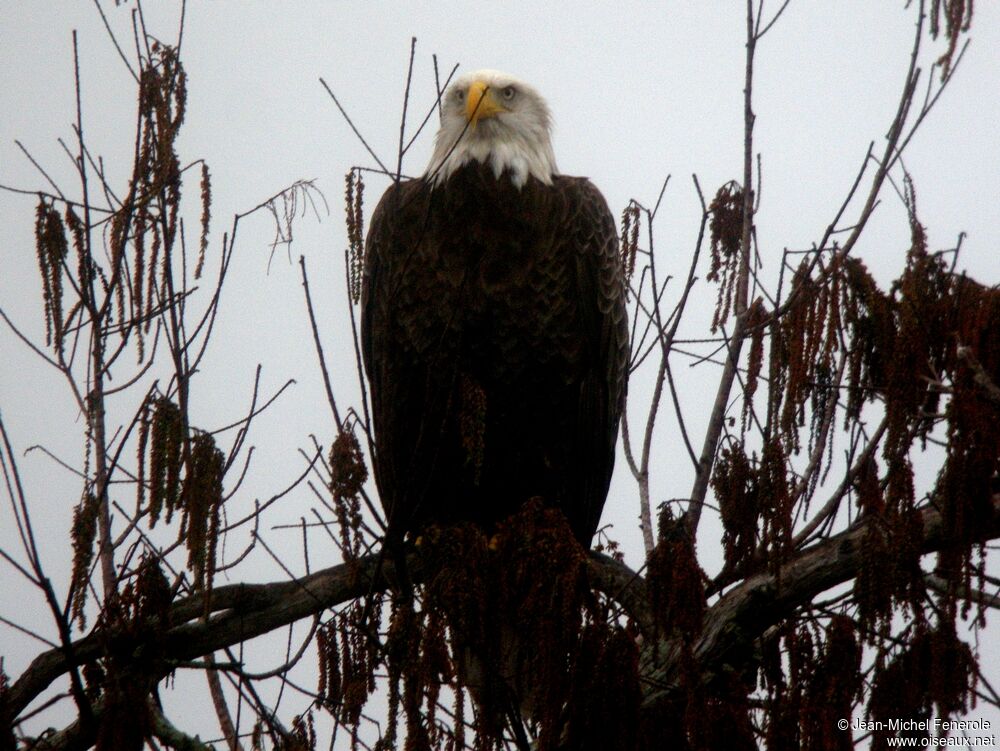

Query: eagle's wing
(360, 180), (420, 540)
(562, 177), (629, 542)
(361, 179), (461, 543)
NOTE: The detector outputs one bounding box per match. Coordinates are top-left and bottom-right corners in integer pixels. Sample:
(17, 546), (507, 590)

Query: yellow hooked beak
(465, 80), (505, 128)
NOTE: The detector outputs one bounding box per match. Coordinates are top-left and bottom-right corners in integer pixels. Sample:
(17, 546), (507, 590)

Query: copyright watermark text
(837, 718), (996, 747)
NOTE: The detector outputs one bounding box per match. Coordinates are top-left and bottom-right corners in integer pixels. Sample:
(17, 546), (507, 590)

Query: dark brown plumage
(361, 161), (628, 547)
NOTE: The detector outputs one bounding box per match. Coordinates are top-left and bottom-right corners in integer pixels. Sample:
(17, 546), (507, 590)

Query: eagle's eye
(501, 85), (516, 101)
(453, 88), (465, 103)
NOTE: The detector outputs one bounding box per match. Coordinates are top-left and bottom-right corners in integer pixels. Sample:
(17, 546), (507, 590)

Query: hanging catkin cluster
(135, 395), (225, 590)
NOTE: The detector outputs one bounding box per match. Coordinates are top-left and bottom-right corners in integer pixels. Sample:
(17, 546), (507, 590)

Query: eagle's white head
(425, 69), (558, 188)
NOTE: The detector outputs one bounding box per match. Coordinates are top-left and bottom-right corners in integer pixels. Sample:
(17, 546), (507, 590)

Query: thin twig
(298, 256), (342, 429)
(320, 77), (390, 176)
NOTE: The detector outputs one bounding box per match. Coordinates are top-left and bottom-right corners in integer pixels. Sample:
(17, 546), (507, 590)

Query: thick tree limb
(6, 554), (394, 722)
(16, 699), (214, 751)
(639, 493), (1000, 712)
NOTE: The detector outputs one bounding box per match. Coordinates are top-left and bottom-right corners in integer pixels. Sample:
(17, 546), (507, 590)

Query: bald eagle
(361, 70), (628, 548)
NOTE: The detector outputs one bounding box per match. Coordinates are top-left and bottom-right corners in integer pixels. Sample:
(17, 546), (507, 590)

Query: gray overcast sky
(2, 0), (999, 743)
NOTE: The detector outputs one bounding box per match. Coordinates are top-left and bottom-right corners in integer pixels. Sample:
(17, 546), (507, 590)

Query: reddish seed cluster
(316, 504), (646, 750)
(647, 507), (706, 642)
(69, 492), (100, 626)
(83, 555), (172, 750)
(619, 201), (640, 287)
(33, 201), (69, 351)
(317, 600), (381, 734)
(195, 162), (212, 280)
(329, 429), (369, 562)
(134, 395), (226, 591)
(714, 444), (759, 571)
(183, 432), (225, 589)
(707, 181), (745, 332)
(345, 168), (366, 304)
(930, 0), (974, 77)
(868, 623), (976, 751)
